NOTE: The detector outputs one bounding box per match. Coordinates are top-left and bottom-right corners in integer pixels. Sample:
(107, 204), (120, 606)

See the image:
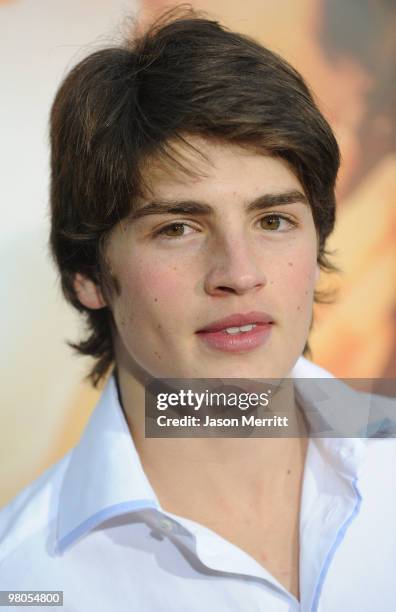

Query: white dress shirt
(1, 357), (396, 611)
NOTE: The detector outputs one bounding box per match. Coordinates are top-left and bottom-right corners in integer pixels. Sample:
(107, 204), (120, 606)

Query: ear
(314, 263), (321, 284)
(73, 273), (107, 309)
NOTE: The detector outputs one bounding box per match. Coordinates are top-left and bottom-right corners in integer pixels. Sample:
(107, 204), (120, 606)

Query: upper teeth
(224, 324), (256, 334)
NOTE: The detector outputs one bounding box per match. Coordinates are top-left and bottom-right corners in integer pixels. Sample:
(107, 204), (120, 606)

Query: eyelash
(153, 214), (297, 239)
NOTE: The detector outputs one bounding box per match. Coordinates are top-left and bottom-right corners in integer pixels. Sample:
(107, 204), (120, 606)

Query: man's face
(102, 137), (319, 380)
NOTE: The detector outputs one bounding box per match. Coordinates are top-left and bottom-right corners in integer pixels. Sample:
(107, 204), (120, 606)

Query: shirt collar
(292, 357), (367, 479)
(56, 357), (366, 554)
(56, 377), (159, 554)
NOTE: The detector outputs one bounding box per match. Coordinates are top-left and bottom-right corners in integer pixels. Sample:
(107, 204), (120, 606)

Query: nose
(204, 233), (267, 297)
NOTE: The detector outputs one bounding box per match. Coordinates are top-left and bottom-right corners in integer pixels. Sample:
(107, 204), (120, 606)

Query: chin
(196, 361), (278, 380)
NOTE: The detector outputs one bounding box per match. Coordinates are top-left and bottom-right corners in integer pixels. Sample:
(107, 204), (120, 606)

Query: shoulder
(0, 451), (72, 566)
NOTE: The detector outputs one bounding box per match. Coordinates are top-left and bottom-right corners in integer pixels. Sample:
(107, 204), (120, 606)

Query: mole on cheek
(288, 262), (293, 267)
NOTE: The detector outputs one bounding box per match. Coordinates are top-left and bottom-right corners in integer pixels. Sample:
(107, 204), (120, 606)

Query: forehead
(139, 135), (304, 201)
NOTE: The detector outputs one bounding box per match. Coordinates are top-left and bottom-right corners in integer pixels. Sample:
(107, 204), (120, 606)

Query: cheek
(272, 251), (317, 309)
(114, 257), (188, 322)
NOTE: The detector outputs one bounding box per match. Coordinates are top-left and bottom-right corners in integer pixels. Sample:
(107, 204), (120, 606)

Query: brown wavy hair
(49, 7), (340, 386)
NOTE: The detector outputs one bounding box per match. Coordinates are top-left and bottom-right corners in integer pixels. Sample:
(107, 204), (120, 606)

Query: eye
(155, 222), (195, 238)
(259, 214), (295, 231)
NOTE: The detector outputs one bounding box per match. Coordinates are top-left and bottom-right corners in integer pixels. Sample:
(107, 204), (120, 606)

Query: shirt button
(159, 518), (174, 532)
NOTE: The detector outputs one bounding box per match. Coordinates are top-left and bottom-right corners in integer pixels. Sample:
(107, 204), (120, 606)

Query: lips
(197, 311), (273, 333)
(196, 311), (273, 353)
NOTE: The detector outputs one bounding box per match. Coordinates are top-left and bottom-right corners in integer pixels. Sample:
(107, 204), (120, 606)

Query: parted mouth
(196, 311), (274, 333)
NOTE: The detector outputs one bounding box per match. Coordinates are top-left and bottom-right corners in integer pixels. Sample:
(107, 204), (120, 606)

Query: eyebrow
(129, 190), (308, 221)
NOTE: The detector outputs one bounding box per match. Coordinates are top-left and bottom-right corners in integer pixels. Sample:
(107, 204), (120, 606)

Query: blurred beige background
(1, 0), (395, 507)
(0, 0), (136, 507)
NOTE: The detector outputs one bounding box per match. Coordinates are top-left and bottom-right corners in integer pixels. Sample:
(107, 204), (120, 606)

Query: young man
(1, 9), (395, 611)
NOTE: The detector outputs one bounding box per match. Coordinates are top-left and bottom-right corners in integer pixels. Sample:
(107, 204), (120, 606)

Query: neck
(116, 362), (309, 512)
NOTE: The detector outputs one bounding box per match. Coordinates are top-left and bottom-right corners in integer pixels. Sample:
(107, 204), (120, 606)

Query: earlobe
(73, 273), (107, 309)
